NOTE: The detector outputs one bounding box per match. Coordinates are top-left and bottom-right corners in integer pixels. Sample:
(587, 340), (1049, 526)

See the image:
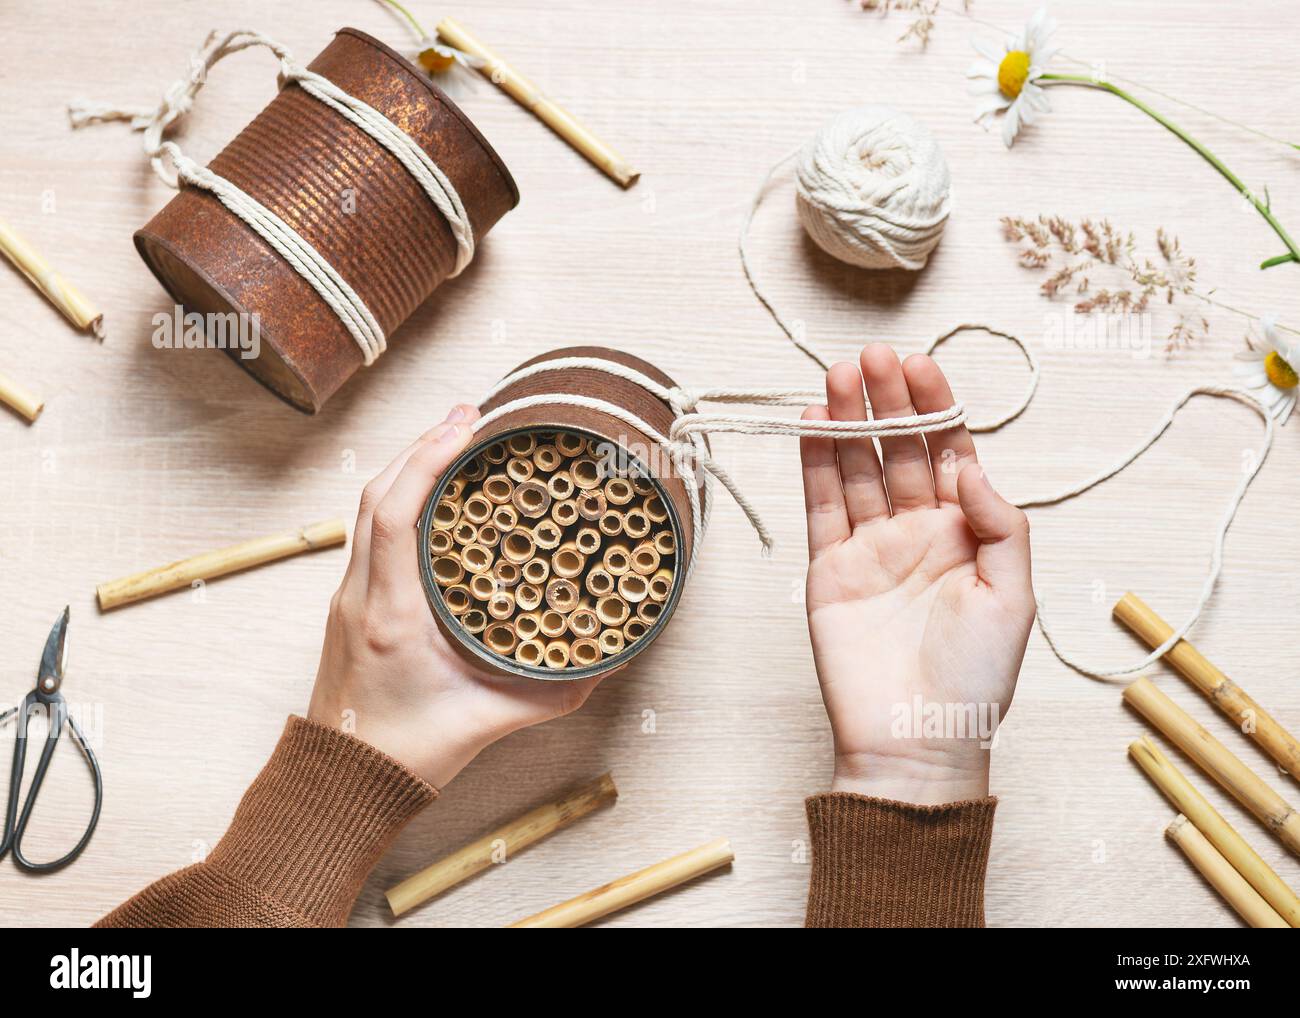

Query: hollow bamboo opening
(571, 639), (601, 667)
(433, 499), (461, 528)
(484, 622), (517, 654)
(483, 475), (514, 505)
(516, 582), (543, 611)
(503, 530), (535, 564)
(462, 495), (492, 525)
(515, 638), (544, 666)
(596, 595), (630, 627)
(533, 444), (561, 472)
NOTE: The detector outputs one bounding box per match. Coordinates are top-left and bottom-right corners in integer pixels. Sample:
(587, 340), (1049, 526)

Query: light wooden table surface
(2, 0), (1298, 928)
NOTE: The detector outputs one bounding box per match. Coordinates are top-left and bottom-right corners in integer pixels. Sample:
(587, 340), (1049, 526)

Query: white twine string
(473, 355), (969, 579)
(739, 143), (1275, 678)
(475, 344), (1272, 682)
(68, 29), (476, 366)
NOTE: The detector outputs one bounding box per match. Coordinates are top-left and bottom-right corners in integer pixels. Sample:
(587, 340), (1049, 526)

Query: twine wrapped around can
(75, 28), (518, 412)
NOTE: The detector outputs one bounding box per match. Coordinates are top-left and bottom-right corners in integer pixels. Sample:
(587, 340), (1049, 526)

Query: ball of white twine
(794, 104), (951, 271)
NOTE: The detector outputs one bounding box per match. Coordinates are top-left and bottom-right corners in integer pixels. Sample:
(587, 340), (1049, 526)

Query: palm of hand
(806, 505), (1022, 765)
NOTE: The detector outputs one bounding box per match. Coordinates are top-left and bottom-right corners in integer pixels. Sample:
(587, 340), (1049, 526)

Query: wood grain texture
(0, 0), (1298, 928)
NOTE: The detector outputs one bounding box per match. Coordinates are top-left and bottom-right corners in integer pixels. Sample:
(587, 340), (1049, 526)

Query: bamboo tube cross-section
(1114, 592), (1300, 782)
(1128, 735), (1300, 926)
(1124, 676), (1300, 855)
(386, 773), (618, 917)
(509, 837), (734, 928)
(96, 519), (347, 610)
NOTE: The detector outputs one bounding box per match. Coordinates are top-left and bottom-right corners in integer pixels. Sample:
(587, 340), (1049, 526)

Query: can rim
(417, 424), (687, 681)
(336, 27), (521, 210)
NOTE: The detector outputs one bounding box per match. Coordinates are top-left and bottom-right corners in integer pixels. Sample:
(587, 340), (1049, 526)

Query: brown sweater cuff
(205, 715), (437, 927)
(804, 793), (997, 927)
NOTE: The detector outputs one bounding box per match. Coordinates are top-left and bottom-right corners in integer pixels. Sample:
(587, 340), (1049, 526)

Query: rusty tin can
(418, 346), (703, 680)
(134, 28), (519, 413)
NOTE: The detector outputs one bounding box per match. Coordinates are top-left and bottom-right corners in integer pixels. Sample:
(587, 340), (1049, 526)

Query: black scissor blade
(38, 606), (70, 688)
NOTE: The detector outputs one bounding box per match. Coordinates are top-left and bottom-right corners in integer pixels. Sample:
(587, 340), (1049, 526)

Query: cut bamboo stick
(0, 214), (104, 339)
(544, 638), (571, 669)
(0, 368), (44, 422)
(532, 444), (560, 472)
(385, 772), (618, 917)
(1128, 735), (1300, 926)
(510, 837), (733, 928)
(437, 18), (639, 188)
(532, 519), (563, 550)
(96, 519), (346, 610)
(577, 489), (606, 521)
(546, 470), (575, 501)
(1115, 592), (1300, 782)
(571, 637), (601, 667)
(1124, 676), (1300, 855)
(1165, 815), (1289, 928)
(484, 621), (518, 655)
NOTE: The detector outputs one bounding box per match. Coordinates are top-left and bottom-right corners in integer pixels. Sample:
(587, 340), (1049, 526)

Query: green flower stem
(1041, 72), (1300, 271)
(380, 0), (429, 42)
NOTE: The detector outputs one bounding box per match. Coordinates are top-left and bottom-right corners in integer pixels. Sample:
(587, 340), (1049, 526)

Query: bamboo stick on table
(1165, 815), (1289, 928)
(96, 519), (346, 610)
(385, 772), (617, 917)
(0, 368), (43, 422)
(1129, 735), (1300, 926)
(510, 837), (734, 928)
(1124, 676), (1300, 855)
(1114, 592), (1300, 782)
(0, 215), (104, 339)
(436, 17), (640, 188)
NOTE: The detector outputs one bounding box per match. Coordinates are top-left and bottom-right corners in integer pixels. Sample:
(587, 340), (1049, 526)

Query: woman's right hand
(308, 405), (610, 788)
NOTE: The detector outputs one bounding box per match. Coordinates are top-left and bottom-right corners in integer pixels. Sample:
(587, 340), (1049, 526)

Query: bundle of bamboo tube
(428, 429), (677, 671)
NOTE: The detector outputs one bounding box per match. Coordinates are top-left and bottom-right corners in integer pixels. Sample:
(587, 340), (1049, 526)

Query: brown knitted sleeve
(96, 715), (437, 928)
(804, 793), (997, 927)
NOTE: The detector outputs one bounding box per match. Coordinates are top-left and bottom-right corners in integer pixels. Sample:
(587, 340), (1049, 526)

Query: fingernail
(435, 423), (464, 444)
(446, 405), (468, 422)
(979, 466), (993, 488)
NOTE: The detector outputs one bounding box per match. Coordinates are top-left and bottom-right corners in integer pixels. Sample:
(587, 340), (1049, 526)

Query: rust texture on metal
(134, 28), (519, 413)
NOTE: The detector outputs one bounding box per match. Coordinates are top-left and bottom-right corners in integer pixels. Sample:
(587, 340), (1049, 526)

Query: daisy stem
(1041, 72), (1300, 272)
(378, 0), (429, 42)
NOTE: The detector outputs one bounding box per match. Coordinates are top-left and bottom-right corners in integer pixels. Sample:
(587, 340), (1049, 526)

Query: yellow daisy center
(997, 50), (1031, 99)
(418, 47), (456, 74)
(1264, 350), (1299, 390)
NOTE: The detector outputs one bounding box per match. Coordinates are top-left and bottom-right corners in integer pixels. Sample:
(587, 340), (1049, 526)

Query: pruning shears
(0, 607), (103, 871)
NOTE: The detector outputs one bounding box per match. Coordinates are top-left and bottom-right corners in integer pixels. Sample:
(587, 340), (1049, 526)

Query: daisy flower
(413, 37), (485, 95)
(381, 0), (484, 95)
(967, 7), (1060, 147)
(966, 8), (1300, 268)
(1234, 315), (1299, 423)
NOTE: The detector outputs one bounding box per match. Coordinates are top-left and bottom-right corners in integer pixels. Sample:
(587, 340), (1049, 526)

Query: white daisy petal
(1233, 357), (1267, 376)
(1021, 82), (1052, 112)
(967, 78), (1004, 96)
(973, 37), (1004, 63)
(972, 93), (1013, 120)
(1002, 101), (1022, 146)
(966, 59), (998, 79)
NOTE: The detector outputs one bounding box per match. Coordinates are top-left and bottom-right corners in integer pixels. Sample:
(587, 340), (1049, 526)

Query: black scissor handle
(2, 690), (103, 872)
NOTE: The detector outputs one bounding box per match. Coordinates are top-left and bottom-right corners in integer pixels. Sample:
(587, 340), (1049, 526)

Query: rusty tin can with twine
(418, 347), (703, 680)
(134, 28), (518, 413)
